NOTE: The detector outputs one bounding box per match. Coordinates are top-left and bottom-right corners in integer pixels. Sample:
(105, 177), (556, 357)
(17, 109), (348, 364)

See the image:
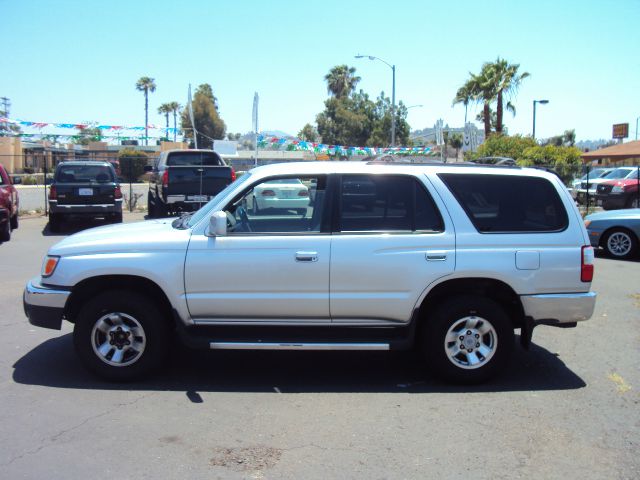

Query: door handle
(295, 251), (318, 262)
(426, 251), (447, 261)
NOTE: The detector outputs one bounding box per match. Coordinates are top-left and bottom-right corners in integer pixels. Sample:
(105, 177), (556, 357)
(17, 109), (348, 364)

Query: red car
(0, 164), (19, 242)
(596, 168), (640, 210)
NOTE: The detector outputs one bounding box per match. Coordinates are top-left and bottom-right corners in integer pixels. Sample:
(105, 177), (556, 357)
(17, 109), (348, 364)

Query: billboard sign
(612, 123), (629, 139)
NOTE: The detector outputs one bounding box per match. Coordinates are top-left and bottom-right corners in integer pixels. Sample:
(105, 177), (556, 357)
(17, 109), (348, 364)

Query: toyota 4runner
(23, 162), (597, 383)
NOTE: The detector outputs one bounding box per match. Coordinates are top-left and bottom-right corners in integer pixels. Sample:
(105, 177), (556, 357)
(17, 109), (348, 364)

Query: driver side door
(184, 175), (332, 324)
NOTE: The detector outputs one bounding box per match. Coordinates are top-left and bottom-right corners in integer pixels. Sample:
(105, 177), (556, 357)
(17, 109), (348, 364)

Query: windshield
(604, 168), (633, 179)
(56, 165), (114, 183)
(186, 172), (253, 228)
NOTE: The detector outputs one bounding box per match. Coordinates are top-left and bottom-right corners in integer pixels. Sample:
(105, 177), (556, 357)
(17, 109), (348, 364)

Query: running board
(209, 342), (389, 351)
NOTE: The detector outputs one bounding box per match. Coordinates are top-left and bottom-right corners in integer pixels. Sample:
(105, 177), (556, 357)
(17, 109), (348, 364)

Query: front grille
(597, 184), (613, 194)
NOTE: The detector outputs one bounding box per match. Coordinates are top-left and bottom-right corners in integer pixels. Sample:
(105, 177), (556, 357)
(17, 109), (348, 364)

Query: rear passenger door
(329, 174), (455, 324)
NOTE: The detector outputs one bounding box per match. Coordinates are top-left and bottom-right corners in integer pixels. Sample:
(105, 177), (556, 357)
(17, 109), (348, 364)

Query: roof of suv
(56, 161), (114, 168)
(248, 161), (559, 181)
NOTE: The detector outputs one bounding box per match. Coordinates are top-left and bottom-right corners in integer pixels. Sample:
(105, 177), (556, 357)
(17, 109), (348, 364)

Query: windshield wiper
(172, 212), (194, 229)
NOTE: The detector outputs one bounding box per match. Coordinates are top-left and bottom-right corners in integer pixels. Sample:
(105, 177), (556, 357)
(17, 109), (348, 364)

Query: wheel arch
(415, 277), (525, 329)
(64, 275), (174, 325)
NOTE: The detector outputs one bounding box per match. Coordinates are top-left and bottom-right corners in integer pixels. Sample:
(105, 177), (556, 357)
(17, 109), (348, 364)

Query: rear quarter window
(439, 173), (568, 233)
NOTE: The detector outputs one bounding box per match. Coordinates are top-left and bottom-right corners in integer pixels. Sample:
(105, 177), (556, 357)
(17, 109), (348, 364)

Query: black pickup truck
(146, 149), (235, 217)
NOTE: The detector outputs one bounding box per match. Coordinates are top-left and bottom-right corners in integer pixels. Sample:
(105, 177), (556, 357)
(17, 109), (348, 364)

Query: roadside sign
(612, 123), (629, 139)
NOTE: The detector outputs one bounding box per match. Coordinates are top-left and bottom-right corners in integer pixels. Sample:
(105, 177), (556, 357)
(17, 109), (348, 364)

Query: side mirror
(206, 211), (228, 237)
(143, 165), (153, 173)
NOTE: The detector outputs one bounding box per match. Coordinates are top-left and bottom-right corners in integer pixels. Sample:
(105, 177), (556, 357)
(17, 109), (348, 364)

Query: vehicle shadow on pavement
(41, 219), (115, 236)
(12, 333), (586, 395)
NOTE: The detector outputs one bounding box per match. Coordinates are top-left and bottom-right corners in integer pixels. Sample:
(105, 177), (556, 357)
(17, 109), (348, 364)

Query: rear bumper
(23, 278), (71, 330)
(520, 291), (596, 324)
(49, 199), (122, 215)
(596, 195), (627, 209)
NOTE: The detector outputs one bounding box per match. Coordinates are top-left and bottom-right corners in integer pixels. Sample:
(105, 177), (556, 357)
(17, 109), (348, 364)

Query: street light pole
(532, 99), (549, 140)
(636, 116), (639, 141)
(355, 54), (397, 146)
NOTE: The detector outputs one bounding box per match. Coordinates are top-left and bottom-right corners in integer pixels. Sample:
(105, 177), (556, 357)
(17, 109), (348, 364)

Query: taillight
(162, 170), (169, 188)
(114, 185), (122, 199)
(231, 167), (236, 182)
(261, 190), (276, 196)
(298, 190), (309, 197)
(49, 185), (57, 200)
(581, 245), (594, 282)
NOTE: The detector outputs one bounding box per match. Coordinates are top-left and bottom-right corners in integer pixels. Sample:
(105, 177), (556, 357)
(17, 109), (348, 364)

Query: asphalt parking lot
(1, 214), (638, 479)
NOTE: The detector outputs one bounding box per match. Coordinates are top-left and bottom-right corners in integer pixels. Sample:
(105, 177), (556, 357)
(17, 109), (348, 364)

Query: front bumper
(23, 278), (71, 330)
(521, 291), (596, 324)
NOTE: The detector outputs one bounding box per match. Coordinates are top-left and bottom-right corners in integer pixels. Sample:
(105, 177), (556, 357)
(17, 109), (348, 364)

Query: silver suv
(23, 162), (596, 383)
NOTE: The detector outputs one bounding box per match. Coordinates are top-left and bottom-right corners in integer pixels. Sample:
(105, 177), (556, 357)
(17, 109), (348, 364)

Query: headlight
(611, 186), (624, 193)
(41, 255), (60, 277)
(584, 220), (591, 228)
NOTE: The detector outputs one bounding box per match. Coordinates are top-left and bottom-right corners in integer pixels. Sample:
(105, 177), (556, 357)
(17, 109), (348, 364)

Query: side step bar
(209, 342), (389, 351)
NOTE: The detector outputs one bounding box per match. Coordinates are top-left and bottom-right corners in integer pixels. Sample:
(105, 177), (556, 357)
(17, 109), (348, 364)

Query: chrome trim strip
(209, 342), (389, 351)
(193, 319), (404, 327)
(24, 278), (71, 309)
(54, 204), (118, 208)
(521, 291), (596, 323)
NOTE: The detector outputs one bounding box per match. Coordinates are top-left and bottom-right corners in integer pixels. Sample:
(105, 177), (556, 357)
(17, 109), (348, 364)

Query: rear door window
(439, 173), (568, 233)
(337, 174), (444, 232)
(166, 152), (223, 166)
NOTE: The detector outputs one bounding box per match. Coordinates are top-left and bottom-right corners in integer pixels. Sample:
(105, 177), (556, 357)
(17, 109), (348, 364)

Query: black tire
(602, 228), (638, 260)
(0, 218), (10, 242)
(73, 290), (171, 381)
(10, 213), (18, 230)
(626, 196), (640, 209)
(48, 213), (62, 233)
(147, 191), (157, 218)
(421, 295), (514, 384)
(112, 211), (123, 223)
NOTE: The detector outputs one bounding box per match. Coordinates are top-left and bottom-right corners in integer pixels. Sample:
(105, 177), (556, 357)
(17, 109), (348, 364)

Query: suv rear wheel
(422, 295), (514, 384)
(73, 290), (170, 380)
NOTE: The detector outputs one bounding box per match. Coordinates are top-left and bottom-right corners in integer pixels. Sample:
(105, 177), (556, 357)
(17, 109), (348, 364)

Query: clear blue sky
(2, 0), (639, 142)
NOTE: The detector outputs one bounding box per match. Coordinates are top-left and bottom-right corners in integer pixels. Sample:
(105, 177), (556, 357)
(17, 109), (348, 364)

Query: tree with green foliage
(180, 83), (226, 149)
(368, 93), (410, 147)
(72, 125), (103, 145)
(167, 101), (181, 142)
(157, 103), (172, 140)
(449, 133), (463, 159)
(316, 91), (375, 146)
(454, 58), (528, 137)
(298, 123), (319, 142)
(135, 76), (156, 145)
(324, 65), (361, 98)
(118, 148), (148, 182)
(473, 134), (537, 160)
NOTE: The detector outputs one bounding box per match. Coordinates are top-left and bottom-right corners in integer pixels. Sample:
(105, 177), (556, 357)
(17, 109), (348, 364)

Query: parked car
(569, 168), (612, 200)
(146, 149), (235, 217)
(595, 167), (640, 210)
(575, 166), (638, 205)
(24, 162), (596, 384)
(48, 161), (123, 232)
(585, 208), (640, 259)
(248, 178), (310, 214)
(0, 164), (19, 242)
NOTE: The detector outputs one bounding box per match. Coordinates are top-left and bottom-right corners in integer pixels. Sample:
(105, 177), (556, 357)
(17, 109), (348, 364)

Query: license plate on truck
(187, 195), (208, 202)
(78, 188), (93, 196)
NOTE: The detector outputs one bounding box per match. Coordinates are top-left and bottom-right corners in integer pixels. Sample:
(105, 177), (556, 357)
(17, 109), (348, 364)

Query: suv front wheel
(73, 290), (170, 381)
(422, 295), (514, 384)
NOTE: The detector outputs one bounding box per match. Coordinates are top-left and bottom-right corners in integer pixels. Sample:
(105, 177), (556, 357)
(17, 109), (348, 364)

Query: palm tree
(167, 102), (181, 142)
(469, 68), (496, 138)
(488, 58), (529, 134)
(135, 76), (156, 145)
(324, 65), (361, 98)
(157, 103), (171, 140)
(452, 82), (477, 124)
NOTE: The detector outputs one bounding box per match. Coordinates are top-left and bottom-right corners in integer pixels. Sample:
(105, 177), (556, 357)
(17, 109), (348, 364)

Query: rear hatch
(53, 164), (118, 205)
(165, 166), (231, 198)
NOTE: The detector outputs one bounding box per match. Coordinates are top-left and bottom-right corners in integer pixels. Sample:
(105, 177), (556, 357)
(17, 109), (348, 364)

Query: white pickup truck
(24, 161), (596, 383)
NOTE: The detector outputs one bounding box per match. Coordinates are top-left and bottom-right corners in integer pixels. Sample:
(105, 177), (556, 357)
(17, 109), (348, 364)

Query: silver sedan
(585, 208), (640, 259)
